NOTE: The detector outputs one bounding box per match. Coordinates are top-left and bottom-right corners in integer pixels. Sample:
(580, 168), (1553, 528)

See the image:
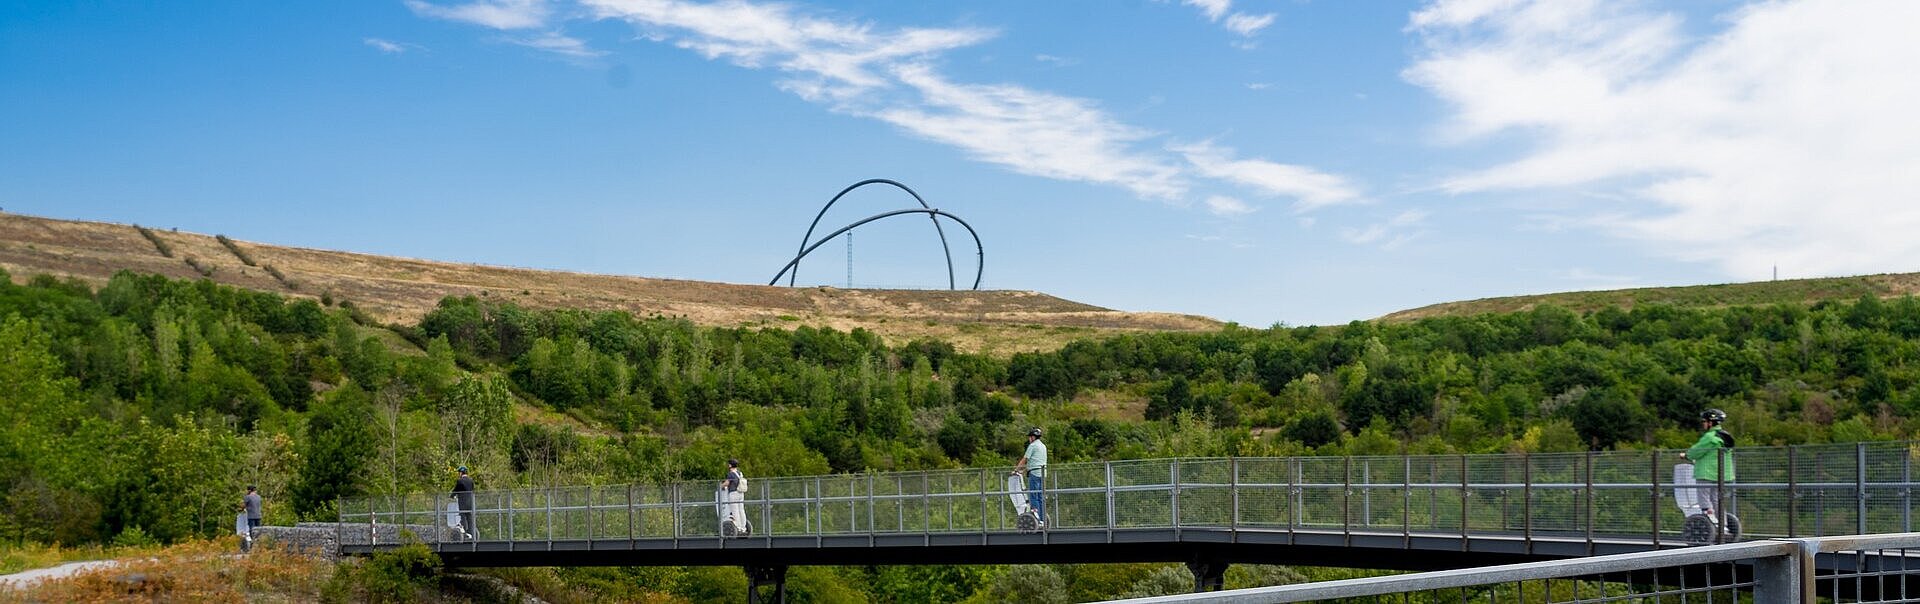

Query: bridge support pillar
(745, 565), (787, 604)
(1186, 560), (1228, 592)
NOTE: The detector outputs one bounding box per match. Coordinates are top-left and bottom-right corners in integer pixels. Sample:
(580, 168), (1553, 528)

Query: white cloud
(510, 32), (604, 57)
(1179, 0), (1274, 39)
(414, 0), (1357, 212)
(1175, 141), (1362, 210)
(406, 0), (551, 29)
(364, 38), (414, 54)
(1224, 13), (1276, 36)
(1033, 54), (1079, 67)
(1340, 210), (1428, 249)
(879, 65), (1187, 199)
(1407, 0), (1920, 280)
(1204, 195), (1256, 217)
(582, 0), (1189, 199)
(1184, 0), (1232, 22)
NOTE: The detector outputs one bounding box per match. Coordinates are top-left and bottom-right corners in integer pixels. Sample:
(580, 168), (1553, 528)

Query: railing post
(1650, 449), (1661, 547)
(506, 491), (514, 547)
(1401, 455), (1411, 548)
(1287, 458), (1300, 542)
(1752, 540), (1812, 604)
(672, 484), (681, 539)
(1787, 445), (1798, 537)
(1230, 458), (1240, 532)
(1583, 451), (1595, 556)
(1343, 456), (1353, 546)
(1522, 452), (1532, 553)
(1459, 454), (1469, 551)
(1857, 442), (1868, 535)
(546, 487), (554, 550)
(627, 486), (635, 545)
(1717, 448), (1729, 539)
(1904, 449), (1911, 533)
(1171, 461), (1182, 529)
(1361, 458), (1371, 528)
(1105, 462), (1116, 531)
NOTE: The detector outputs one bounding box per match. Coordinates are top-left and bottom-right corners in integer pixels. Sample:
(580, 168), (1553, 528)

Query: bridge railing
(338, 440), (1920, 547)
(1100, 532), (1920, 603)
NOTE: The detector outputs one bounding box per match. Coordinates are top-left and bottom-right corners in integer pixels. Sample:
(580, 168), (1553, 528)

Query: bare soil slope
(0, 212), (1217, 353)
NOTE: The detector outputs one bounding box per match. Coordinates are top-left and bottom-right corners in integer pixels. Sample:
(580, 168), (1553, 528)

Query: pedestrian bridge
(338, 441), (1920, 598)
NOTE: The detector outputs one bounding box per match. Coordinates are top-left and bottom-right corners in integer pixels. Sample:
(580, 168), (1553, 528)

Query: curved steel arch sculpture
(790, 179), (956, 288)
(770, 208), (983, 290)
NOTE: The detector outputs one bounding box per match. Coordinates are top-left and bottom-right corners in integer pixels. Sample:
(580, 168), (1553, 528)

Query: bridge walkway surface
(339, 441), (1920, 601)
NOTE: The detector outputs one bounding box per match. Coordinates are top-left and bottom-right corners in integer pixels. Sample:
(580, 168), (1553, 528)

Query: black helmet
(1700, 409), (1727, 424)
(1026, 427), (1043, 438)
(457, 466), (468, 473)
(727, 459), (740, 468)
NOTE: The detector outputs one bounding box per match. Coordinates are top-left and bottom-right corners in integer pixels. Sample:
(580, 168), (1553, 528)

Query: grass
(0, 542), (166, 576)
(9, 537), (333, 602)
(1382, 274), (1898, 321)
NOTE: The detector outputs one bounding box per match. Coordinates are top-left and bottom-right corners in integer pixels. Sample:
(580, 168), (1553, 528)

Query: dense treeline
(3, 269), (1918, 601)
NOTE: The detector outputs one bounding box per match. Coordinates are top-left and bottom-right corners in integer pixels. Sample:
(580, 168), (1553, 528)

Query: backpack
(1714, 429), (1736, 449)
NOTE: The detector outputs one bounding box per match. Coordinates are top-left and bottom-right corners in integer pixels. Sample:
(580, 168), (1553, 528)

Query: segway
(1008, 472), (1042, 532)
(717, 488), (751, 538)
(446, 497), (470, 541)
(235, 509), (253, 553)
(1674, 463), (1740, 545)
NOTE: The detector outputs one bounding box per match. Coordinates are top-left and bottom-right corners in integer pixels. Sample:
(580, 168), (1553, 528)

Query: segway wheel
(1681, 514), (1716, 546)
(1718, 514), (1741, 543)
(722, 519), (739, 537)
(1015, 512), (1039, 532)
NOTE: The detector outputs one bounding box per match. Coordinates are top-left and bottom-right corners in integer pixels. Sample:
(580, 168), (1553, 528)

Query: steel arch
(770, 208), (983, 290)
(789, 179), (958, 289)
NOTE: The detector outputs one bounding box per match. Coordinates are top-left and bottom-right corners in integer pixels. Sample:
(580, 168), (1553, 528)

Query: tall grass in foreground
(11, 538), (332, 603)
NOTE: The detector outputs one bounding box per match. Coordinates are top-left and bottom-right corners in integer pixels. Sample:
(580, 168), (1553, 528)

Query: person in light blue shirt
(1011, 427), (1048, 528)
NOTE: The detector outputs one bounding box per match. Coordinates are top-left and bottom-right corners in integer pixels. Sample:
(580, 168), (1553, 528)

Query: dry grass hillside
(1380, 273), (1920, 321)
(0, 212), (1218, 353)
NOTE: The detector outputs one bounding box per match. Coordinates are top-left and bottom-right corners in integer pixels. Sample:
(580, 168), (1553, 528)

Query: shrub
(135, 225), (174, 257)
(216, 234), (258, 266)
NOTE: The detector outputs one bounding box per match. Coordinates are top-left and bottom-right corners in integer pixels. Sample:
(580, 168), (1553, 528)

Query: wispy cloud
(406, 0), (551, 29)
(1180, 0), (1276, 38)
(510, 32), (603, 57)
(1407, 0), (1920, 280)
(1204, 195), (1256, 217)
(581, 0), (1187, 199)
(1175, 141), (1362, 210)
(364, 38), (422, 54)
(414, 0), (1357, 213)
(1340, 210), (1427, 250)
(1033, 54), (1079, 67)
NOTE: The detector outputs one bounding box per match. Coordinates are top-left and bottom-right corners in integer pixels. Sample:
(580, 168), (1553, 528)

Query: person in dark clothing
(243, 485), (263, 529)
(451, 466), (476, 539)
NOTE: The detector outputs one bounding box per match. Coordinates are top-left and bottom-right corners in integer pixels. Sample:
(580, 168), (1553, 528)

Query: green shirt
(1022, 440), (1048, 476)
(1686, 429), (1735, 481)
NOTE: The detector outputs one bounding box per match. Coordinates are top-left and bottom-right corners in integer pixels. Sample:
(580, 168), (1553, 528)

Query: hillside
(1380, 273), (1920, 321)
(0, 212), (1217, 353)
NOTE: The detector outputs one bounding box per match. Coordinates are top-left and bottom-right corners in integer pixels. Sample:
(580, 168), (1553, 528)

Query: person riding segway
(1010, 427), (1047, 532)
(1677, 409), (1739, 545)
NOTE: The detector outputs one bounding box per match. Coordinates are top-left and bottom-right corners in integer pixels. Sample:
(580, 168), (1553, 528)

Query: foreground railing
(1102, 532), (1920, 603)
(338, 440), (1920, 548)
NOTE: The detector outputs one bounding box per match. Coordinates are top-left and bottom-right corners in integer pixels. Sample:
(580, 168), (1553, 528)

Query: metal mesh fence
(338, 441), (1920, 549)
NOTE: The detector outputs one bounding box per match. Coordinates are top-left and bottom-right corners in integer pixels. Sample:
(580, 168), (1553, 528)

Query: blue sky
(4, 0), (1918, 326)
